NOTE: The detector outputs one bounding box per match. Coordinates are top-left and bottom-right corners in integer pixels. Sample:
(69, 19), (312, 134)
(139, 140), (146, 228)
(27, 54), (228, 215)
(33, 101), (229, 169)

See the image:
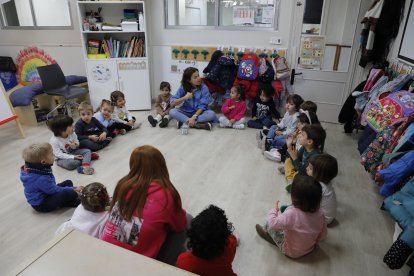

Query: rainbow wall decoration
(15, 47), (56, 85)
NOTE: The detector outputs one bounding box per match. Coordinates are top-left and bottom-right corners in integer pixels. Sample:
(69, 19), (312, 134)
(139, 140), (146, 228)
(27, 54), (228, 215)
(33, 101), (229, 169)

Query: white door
(290, 0), (365, 123)
(86, 59), (119, 109)
(117, 59), (151, 110)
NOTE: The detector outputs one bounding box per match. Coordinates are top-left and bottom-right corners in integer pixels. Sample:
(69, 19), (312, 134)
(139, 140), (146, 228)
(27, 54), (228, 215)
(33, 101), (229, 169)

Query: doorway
(289, 0), (366, 123)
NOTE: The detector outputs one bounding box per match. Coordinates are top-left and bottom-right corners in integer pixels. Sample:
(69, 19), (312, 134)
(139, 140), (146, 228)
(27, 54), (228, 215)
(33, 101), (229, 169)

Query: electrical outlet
(270, 37), (282, 45)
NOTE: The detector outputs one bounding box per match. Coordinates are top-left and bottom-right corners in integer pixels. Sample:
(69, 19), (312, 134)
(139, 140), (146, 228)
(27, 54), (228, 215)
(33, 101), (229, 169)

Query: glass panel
(166, 0), (215, 26)
(302, 0), (323, 35)
(32, 0), (71, 26)
(1, 0), (34, 26)
(219, 0), (278, 28)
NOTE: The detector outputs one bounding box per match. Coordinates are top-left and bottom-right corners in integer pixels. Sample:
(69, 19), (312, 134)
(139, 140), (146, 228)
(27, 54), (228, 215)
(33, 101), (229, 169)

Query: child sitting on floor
(48, 115), (96, 175)
(264, 110), (320, 162)
(282, 124), (326, 192)
(75, 101), (111, 152)
(55, 182), (110, 238)
(307, 154), (338, 225)
(256, 175), (327, 259)
(148, 81), (173, 128)
(176, 205), (237, 276)
(247, 84), (280, 129)
(94, 99), (125, 137)
(111, 90), (141, 131)
(20, 143), (83, 212)
(219, 85), (247, 129)
(257, 94), (303, 152)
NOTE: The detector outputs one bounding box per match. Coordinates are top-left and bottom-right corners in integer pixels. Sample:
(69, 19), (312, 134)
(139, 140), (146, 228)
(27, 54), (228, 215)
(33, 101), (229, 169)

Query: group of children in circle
(19, 66), (340, 275)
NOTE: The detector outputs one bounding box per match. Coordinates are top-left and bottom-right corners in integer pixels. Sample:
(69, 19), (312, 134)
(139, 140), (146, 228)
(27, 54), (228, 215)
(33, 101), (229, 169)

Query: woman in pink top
(256, 175), (327, 258)
(218, 85), (247, 129)
(101, 145), (189, 264)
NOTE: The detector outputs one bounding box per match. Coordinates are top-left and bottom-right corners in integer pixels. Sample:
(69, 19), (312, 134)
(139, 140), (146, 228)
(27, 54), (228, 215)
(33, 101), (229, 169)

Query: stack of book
(100, 36), (145, 58)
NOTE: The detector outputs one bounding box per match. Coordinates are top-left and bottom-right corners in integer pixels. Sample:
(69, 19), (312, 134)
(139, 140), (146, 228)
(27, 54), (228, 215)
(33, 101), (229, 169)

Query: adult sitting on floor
(169, 67), (217, 131)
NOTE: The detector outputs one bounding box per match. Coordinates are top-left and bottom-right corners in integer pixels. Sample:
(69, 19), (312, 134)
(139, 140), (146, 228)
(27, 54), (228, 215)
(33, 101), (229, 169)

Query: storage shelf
(87, 57), (147, 61)
(82, 31), (145, 33)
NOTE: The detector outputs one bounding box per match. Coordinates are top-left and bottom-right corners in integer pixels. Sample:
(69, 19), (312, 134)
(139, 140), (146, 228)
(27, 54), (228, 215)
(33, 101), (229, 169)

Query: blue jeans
(31, 180), (80, 213)
(169, 108), (217, 124)
(247, 116), (276, 129)
(266, 125), (286, 150)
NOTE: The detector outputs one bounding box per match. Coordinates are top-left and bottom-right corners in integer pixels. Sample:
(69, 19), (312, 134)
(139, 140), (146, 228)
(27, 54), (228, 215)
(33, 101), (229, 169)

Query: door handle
(296, 2), (302, 6)
(290, 69), (303, 85)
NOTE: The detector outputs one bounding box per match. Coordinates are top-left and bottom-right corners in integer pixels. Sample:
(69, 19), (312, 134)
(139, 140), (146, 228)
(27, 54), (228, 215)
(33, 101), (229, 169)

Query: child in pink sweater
(256, 174), (327, 258)
(219, 85), (247, 129)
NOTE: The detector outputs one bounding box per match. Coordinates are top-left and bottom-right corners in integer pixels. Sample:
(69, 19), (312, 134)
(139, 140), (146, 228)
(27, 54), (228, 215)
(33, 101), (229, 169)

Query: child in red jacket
(219, 85), (247, 129)
(176, 205), (237, 276)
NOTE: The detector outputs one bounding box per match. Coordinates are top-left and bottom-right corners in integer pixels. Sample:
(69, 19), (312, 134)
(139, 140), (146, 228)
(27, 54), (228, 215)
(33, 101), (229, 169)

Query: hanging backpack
(237, 53), (259, 80)
(273, 56), (290, 80)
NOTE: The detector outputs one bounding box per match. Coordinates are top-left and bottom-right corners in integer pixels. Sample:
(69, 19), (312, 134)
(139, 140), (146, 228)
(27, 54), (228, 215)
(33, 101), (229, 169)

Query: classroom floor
(0, 111), (409, 276)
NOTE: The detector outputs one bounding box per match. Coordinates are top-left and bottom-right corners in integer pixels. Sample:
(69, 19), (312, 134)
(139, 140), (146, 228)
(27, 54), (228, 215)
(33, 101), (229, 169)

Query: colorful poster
(233, 7), (255, 26)
(299, 35), (326, 69)
(171, 60), (197, 74)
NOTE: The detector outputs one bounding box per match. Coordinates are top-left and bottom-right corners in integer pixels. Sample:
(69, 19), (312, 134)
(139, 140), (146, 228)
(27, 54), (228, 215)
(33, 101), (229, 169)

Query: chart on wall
(299, 36), (325, 69)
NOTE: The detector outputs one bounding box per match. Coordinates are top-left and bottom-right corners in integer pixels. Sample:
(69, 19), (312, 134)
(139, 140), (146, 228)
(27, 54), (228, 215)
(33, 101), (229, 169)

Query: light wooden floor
(0, 111), (409, 276)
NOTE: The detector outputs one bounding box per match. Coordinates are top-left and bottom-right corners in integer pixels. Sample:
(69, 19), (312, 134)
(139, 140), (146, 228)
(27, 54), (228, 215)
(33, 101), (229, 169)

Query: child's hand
(74, 186), (84, 193)
(274, 201), (280, 211)
(185, 92), (193, 100)
(275, 130), (283, 136)
(229, 105), (236, 110)
(69, 142), (78, 149)
(286, 135), (294, 147)
(74, 155), (83, 160)
(252, 116), (257, 120)
(127, 120), (135, 126)
(89, 135), (99, 142)
(98, 132), (107, 141)
(230, 119), (236, 124)
(188, 117), (196, 127)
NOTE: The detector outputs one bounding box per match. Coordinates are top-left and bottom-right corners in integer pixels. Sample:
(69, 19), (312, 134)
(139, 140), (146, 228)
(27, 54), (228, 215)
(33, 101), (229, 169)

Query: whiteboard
(398, 0), (414, 64)
(0, 90), (14, 123)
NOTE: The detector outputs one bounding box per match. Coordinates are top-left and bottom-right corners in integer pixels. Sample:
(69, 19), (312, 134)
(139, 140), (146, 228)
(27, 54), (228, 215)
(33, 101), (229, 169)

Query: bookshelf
(77, 0), (151, 110)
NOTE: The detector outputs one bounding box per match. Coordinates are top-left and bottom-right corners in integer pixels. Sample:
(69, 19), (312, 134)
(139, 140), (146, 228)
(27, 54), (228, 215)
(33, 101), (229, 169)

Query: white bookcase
(77, 1), (151, 110)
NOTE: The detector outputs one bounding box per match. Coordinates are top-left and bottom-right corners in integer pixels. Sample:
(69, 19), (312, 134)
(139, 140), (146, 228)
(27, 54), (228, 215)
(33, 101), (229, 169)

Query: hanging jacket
(338, 80), (366, 133)
(379, 150), (414, 197)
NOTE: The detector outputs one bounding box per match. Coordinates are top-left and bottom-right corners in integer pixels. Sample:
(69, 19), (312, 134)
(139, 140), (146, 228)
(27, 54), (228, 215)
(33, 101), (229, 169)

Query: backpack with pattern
(237, 53), (259, 80)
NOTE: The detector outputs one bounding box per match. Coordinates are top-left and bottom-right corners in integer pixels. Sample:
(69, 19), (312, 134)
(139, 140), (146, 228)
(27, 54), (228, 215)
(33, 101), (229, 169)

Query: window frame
(164, 0), (279, 32)
(0, 0), (73, 30)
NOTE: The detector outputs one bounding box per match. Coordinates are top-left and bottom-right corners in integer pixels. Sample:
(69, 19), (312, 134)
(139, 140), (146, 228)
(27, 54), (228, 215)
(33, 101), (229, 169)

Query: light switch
(270, 37), (282, 45)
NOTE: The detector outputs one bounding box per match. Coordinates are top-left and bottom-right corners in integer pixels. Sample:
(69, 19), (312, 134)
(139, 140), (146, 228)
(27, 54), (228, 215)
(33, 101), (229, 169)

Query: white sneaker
(132, 122), (141, 130)
(233, 124), (245, 129)
(219, 122), (227, 128)
(264, 150), (281, 162)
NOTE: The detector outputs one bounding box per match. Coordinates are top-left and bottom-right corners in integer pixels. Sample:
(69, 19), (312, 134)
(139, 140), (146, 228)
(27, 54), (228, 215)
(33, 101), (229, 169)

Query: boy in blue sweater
(20, 143), (83, 212)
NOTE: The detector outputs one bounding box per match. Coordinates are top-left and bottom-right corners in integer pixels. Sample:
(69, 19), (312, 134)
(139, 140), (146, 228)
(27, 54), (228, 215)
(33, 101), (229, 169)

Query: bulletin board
(299, 35), (325, 69)
(398, 0), (414, 65)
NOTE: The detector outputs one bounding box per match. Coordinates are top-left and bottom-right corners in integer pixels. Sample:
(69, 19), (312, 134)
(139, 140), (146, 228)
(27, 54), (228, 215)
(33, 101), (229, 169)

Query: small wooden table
(13, 229), (196, 276)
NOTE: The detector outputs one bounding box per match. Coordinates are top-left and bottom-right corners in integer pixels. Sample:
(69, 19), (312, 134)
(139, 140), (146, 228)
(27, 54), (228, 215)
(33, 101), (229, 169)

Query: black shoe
(255, 224), (276, 245)
(159, 118), (169, 128)
(147, 115), (157, 127)
(176, 121), (183, 129)
(194, 122), (212, 131)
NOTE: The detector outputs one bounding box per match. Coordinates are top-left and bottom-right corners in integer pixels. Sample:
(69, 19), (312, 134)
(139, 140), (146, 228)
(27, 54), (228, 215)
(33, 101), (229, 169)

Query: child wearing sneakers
(148, 81), (173, 128)
(111, 90), (141, 132)
(255, 175), (327, 258)
(20, 143), (83, 212)
(307, 154), (338, 225)
(176, 205), (237, 276)
(75, 102), (112, 152)
(258, 94), (303, 152)
(94, 99), (125, 137)
(264, 110), (320, 162)
(49, 115), (96, 175)
(283, 124), (326, 192)
(56, 182), (110, 238)
(219, 85), (247, 129)
(247, 84), (280, 129)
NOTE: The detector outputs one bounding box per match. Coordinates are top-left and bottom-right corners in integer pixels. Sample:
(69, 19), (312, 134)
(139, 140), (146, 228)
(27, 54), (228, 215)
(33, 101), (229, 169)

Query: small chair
(37, 64), (88, 119)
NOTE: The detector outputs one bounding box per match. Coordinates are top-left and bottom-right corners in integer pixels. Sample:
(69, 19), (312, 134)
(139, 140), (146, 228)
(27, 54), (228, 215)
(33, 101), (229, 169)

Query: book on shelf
(101, 24), (122, 31)
(92, 36), (145, 59)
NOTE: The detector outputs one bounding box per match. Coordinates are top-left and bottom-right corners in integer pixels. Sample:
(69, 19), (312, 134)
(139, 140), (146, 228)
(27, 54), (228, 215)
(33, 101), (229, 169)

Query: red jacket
(221, 99), (247, 121)
(101, 181), (187, 258)
(176, 234), (237, 276)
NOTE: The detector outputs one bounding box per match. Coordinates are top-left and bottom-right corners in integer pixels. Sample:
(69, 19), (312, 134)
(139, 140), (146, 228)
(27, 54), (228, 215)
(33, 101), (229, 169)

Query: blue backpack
(237, 53), (259, 80)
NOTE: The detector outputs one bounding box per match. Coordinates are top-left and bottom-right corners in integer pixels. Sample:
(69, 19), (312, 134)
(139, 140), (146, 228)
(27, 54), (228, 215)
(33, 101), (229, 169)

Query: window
(165, 0), (280, 30)
(0, 0), (72, 29)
